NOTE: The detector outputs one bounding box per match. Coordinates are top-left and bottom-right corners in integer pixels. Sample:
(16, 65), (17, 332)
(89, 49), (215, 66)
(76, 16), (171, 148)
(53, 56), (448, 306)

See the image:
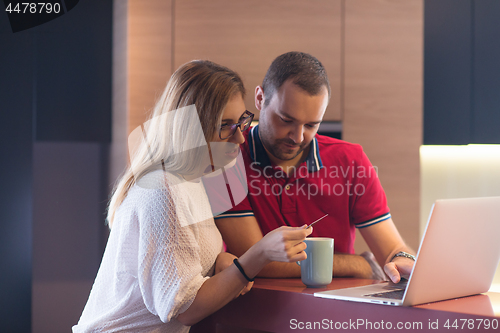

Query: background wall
(423, 0), (500, 291)
(424, 0), (500, 145)
(125, 0), (423, 254)
(0, 12), (34, 333)
(0, 1), (112, 332)
(343, 0), (422, 253)
(5, 0), (500, 332)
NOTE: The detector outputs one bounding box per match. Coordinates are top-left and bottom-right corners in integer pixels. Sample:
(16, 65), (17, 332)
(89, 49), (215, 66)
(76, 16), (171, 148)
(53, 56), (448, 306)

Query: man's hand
(215, 252), (253, 297)
(359, 218), (415, 282)
(384, 257), (414, 283)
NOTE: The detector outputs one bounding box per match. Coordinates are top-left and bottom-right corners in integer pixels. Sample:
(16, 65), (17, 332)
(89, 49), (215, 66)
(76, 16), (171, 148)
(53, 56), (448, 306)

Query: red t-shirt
(212, 125), (390, 254)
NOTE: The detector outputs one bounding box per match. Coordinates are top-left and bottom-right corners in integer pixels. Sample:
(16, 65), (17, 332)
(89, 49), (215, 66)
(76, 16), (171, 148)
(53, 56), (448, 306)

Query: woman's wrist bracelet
(233, 258), (254, 282)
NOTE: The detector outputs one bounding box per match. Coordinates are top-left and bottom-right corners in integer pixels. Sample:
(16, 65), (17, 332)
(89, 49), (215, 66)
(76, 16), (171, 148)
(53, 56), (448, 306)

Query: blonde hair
(107, 60), (245, 227)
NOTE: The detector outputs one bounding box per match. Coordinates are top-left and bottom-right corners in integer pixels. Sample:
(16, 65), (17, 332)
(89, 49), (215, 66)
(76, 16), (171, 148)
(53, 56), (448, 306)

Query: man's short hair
(261, 51), (331, 106)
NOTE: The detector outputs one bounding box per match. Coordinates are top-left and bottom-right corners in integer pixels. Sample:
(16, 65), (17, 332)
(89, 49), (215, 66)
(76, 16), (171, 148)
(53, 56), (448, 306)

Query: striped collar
(248, 125), (323, 173)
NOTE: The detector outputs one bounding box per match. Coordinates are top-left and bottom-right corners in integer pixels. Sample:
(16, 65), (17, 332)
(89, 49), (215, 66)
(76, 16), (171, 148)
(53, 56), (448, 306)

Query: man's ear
(255, 86), (265, 111)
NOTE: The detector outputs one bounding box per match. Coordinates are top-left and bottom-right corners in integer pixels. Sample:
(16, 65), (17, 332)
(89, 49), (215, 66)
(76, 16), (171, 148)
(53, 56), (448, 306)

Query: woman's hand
(258, 225), (313, 264)
(215, 252), (253, 297)
(236, 281), (253, 297)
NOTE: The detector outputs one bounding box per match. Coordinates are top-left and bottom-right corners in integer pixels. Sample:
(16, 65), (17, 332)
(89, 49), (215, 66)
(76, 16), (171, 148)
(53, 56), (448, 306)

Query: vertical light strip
(420, 145), (500, 234)
(420, 144), (500, 291)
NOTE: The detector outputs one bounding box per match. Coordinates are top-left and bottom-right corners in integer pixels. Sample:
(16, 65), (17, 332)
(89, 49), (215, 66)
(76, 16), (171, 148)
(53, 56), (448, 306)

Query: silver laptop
(314, 196), (500, 306)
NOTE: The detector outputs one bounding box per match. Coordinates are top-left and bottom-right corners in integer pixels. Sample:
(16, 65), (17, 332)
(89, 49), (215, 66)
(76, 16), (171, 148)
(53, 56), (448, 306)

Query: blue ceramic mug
(297, 237), (334, 287)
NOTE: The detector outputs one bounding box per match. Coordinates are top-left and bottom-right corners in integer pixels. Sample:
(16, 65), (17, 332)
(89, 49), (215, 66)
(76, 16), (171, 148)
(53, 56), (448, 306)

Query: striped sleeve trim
(214, 210), (254, 220)
(355, 213), (391, 229)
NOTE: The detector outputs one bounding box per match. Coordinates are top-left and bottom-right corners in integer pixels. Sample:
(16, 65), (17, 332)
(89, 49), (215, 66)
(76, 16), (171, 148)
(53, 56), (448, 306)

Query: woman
(73, 60), (311, 332)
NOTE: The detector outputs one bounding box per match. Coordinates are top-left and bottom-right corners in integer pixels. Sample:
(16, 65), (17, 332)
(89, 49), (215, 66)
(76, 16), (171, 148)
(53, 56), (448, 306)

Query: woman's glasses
(219, 110), (254, 140)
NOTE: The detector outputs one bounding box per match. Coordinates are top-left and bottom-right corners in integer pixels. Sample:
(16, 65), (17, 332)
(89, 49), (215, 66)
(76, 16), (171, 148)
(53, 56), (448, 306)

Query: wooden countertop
(191, 278), (500, 333)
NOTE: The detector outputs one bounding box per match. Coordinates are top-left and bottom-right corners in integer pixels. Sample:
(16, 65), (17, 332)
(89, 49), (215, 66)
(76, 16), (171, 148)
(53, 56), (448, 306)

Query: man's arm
(216, 215), (373, 278)
(359, 217), (415, 283)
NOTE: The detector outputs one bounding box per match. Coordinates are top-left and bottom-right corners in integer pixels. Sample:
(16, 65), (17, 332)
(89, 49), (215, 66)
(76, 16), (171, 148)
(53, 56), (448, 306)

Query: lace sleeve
(136, 187), (209, 323)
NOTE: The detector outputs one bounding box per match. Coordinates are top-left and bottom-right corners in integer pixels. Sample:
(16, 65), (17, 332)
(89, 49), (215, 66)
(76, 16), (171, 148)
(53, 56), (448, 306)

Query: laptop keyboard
(365, 289), (405, 300)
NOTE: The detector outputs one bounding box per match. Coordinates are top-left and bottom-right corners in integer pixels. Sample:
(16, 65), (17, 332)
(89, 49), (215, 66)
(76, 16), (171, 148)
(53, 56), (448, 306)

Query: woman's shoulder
(116, 171), (178, 219)
(134, 169), (182, 189)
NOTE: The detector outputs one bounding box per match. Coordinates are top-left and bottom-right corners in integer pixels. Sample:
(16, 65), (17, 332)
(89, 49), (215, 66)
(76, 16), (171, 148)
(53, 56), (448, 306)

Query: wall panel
(128, 0), (173, 135)
(34, 0), (112, 142)
(423, 0), (471, 145)
(0, 22), (34, 333)
(473, 0), (500, 143)
(344, 0), (423, 252)
(174, 0), (341, 120)
(32, 142), (106, 333)
(111, 0), (129, 184)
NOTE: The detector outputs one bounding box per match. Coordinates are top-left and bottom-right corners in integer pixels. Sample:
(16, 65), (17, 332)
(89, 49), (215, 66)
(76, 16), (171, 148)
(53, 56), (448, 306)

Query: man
(215, 52), (414, 283)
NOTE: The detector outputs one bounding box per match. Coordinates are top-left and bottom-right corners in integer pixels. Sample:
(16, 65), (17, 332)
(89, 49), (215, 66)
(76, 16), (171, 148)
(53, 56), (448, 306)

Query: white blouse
(73, 171), (223, 332)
